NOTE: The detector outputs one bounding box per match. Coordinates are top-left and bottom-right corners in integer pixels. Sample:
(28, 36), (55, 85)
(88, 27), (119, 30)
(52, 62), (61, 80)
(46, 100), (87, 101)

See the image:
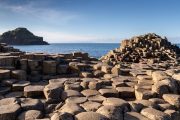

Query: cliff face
(0, 28), (49, 45)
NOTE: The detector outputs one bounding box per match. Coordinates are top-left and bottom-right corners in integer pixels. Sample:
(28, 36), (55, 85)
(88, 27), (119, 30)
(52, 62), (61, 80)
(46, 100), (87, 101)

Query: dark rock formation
(100, 33), (180, 63)
(0, 28), (49, 45)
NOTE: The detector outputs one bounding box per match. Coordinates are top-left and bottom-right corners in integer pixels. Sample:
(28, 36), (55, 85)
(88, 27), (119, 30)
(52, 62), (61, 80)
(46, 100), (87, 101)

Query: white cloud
(34, 30), (109, 43)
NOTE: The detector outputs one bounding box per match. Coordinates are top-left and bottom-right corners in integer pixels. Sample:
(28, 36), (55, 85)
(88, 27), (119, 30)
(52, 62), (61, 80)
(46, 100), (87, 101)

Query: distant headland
(0, 28), (49, 45)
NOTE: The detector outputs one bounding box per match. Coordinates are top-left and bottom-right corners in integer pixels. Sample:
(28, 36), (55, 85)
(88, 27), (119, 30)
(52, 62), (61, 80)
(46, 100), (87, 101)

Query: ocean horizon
(13, 43), (180, 58)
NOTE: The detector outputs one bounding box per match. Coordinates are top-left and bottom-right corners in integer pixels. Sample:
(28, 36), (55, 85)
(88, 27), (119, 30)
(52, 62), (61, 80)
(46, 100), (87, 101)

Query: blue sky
(0, 0), (180, 43)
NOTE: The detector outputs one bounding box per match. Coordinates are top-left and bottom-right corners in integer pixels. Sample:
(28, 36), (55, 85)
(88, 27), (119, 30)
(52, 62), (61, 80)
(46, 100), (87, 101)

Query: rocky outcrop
(0, 28), (49, 45)
(100, 33), (180, 64)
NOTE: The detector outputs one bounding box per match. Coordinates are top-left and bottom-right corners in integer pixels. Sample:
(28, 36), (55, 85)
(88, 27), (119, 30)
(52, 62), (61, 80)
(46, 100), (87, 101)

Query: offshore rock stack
(100, 33), (180, 64)
(0, 33), (180, 120)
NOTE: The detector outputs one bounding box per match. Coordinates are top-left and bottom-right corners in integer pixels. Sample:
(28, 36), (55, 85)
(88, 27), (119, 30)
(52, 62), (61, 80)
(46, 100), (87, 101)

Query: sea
(13, 43), (180, 59)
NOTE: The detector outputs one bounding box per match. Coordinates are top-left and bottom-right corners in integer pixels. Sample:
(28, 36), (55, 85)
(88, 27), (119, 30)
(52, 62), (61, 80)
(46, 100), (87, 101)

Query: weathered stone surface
(43, 61), (57, 75)
(61, 90), (82, 100)
(80, 72), (93, 78)
(11, 70), (27, 80)
(88, 81), (102, 90)
(101, 65), (112, 74)
(65, 97), (87, 104)
(44, 84), (63, 102)
(164, 110), (180, 120)
(75, 112), (109, 120)
(141, 108), (170, 120)
(135, 88), (155, 100)
(0, 97), (17, 105)
(5, 91), (23, 98)
(162, 94), (180, 108)
(0, 69), (10, 80)
(81, 89), (100, 97)
(17, 110), (43, 120)
(124, 112), (150, 120)
(116, 87), (135, 98)
(80, 101), (102, 112)
(102, 98), (129, 111)
(88, 95), (106, 103)
(0, 104), (21, 120)
(12, 81), (30, 91)
(93, 70), (105, 77)
(96, 105), (123, 120)
(152, 71), (169, 83)
(51, 112), (74, 120)
(59, 103), (85, 115)
(24, 85), (44, 98)
(57, 64), (69, 74)
(20, 98), (44, 111)
(99, 89), (119, 98)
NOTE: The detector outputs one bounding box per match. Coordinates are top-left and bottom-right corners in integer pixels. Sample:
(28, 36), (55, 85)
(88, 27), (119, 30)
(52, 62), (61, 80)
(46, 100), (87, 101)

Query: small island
(0, 28), (49, 45)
